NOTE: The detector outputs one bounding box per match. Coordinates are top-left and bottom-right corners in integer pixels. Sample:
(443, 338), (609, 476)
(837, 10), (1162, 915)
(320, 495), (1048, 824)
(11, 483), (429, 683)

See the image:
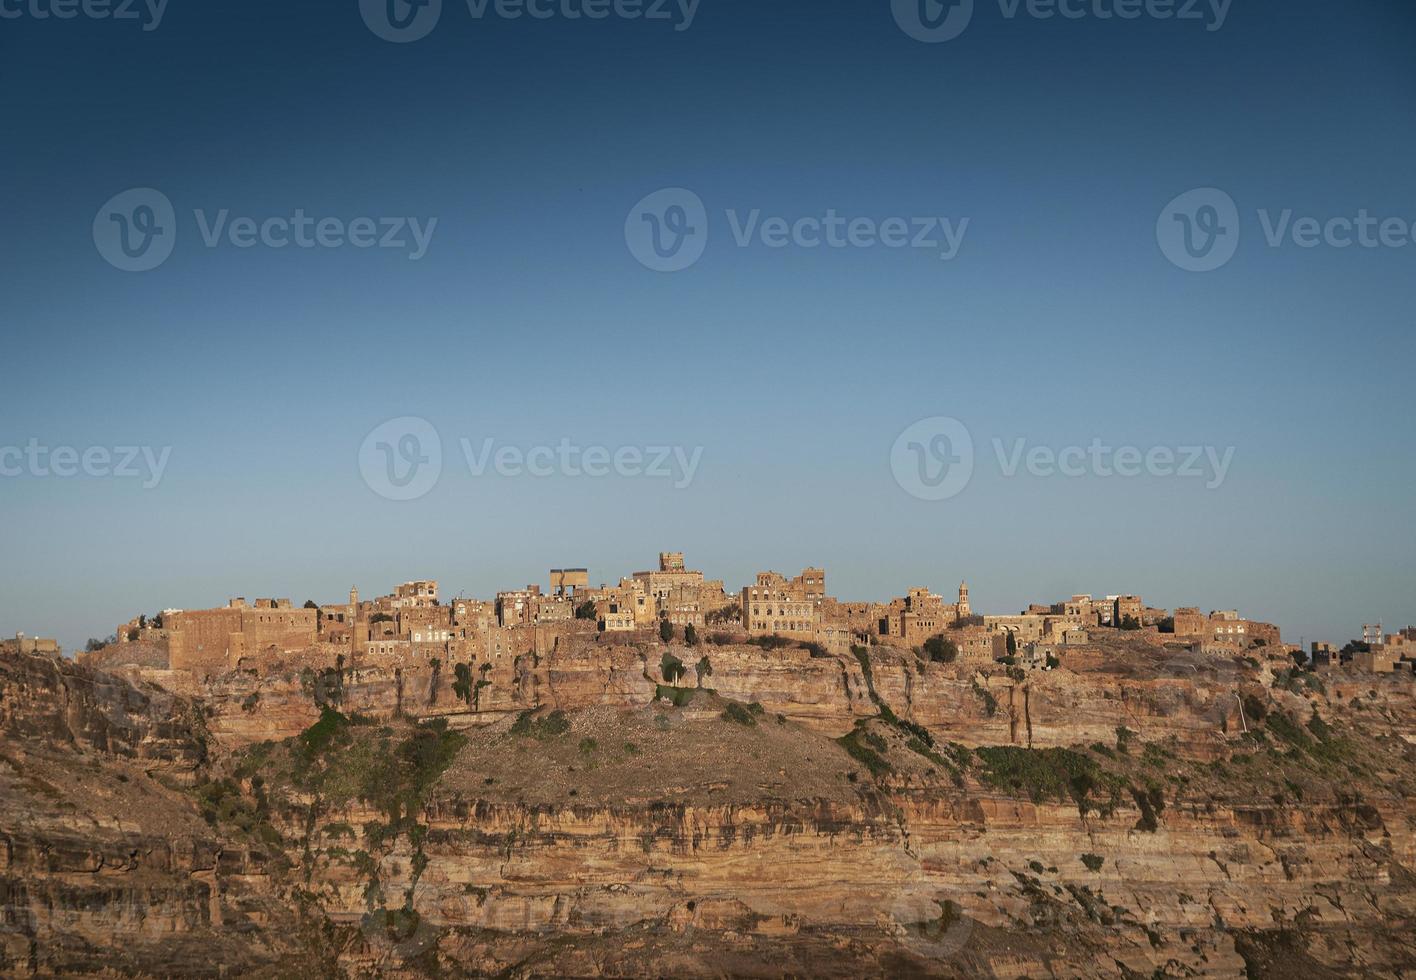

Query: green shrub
(750, 634), (792, 650)
(660, 652), (686, 686)
(923, 635), (959, 664)
(837, 725), (892, 779)
(1081, 853), (1104, 872)
(655, 685), (697, 707)
(971, 679), (998, 717)
(721, 701), (758, 727)
(509, 709), (571, 739)
(975, 746), (1124, 817)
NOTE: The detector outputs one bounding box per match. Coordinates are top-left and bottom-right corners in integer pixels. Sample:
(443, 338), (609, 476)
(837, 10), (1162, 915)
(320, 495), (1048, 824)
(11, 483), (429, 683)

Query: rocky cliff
(4, 639), (1415, 977)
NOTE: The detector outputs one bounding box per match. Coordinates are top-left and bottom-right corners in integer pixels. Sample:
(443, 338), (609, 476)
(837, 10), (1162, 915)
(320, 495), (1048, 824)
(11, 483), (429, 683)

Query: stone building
(549, 568), (589, 596)
(875, 582), (970, 644)
(391, 581), (439, 609)
(2, 633), (60, 656)
(165, 598), (318, 674)
(742, 568), (826, 640)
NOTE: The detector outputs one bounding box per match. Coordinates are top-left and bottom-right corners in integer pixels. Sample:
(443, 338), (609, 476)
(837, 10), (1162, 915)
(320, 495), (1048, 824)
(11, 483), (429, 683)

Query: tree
(659, 619), (675, 643)
(1157, 616), (1175, 634)
(1005, 631), (1018, 657)
(452, 663), (473, 704)
(84, 637), (106, 653)
(1120, 615), (1142, 631)
(695, 655), (713, 688)
(575, 600), (597, 620)
(923, 635), (958, 664)
(684, 624), (699, 646)
(304, 599), (319, 610)
(661, 651), (686, 687)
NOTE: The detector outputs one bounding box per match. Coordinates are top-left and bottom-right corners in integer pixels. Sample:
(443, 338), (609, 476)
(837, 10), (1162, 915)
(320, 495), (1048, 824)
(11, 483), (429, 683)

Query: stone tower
(957, 581), (970, 619)
(349, 586), (361, 656)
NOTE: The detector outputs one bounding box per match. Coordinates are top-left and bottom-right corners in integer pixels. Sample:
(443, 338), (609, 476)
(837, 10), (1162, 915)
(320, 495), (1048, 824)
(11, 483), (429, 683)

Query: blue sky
(1, 0), (1413, 652)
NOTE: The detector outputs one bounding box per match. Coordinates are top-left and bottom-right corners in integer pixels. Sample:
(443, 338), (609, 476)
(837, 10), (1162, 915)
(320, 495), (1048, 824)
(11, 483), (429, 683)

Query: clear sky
(2, 0), (1413, 653)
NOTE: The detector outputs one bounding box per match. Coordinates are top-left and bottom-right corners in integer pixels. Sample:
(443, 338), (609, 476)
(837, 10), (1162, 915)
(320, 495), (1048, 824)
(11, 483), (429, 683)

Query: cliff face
(121, 634), (1273, 761)
(5, 642), (1416, 978)
(0, 652), (308, 978)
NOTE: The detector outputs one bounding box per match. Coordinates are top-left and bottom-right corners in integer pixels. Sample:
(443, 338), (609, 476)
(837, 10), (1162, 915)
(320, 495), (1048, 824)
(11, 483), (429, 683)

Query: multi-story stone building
(165, 598), (318, 674)
(549, 568), (589, 596)
(742, 568), (826, 640)
(1, 633), (60, 656)
(391, 581), (439, 609)
(875, 582), (970, 644)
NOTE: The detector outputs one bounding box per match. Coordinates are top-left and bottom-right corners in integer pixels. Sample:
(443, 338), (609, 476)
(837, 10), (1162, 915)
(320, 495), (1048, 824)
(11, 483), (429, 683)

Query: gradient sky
(2, 0), (1414, 653)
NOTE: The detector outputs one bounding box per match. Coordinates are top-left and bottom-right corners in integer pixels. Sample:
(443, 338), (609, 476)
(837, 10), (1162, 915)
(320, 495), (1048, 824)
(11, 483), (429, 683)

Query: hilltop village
(6, 553), (1416, 979)
(67, 551), (1413, 679)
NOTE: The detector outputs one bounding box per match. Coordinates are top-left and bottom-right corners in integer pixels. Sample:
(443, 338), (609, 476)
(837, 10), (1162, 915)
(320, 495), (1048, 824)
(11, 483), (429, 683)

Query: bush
(660, 652), (686, 686)
(509, 709), (571, 739)
(721, 701), (758, 727)
(971, 679), (998, 717)
(574, 600), (597, 620)
(975, 746), (1125, 817)
(1115, 727), (1135, 754)
(838, 723), (892, 778)
(1081, 853), (1104, 872)
(655, 684), (697, 707)
(659, 620), (675, 643)
(923, 635), (959, 664)
(684, 624), (699, 646)
(749, 634), (791, 650)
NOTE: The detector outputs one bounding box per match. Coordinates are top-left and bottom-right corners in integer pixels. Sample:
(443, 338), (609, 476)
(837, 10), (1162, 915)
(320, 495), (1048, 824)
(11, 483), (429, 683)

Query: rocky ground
(3, 636), (1415, 977)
